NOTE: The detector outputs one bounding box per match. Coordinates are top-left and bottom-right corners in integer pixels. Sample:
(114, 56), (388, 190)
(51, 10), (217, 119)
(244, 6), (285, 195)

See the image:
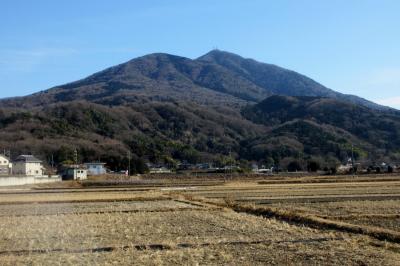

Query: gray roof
(0, 154), (10, 160)
(15, 155), (42, 163)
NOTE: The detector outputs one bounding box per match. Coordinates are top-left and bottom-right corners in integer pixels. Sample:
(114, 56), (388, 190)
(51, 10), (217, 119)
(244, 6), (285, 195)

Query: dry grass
(268, 200), (400, 216)
(189, 181), (400, 199)
(0, 200), (204, 217)
(182, 178), (400, 234)
(0, 190), (166, 204)
(265, 200), (400, 234)
(1, 202), (399, 265)
(1, 175), (400, 264)
(232, 203), (400, 244)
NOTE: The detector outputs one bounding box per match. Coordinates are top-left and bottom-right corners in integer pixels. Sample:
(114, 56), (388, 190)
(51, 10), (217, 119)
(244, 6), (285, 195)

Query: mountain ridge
(0, 50), (389, 111)
(0, 50), (398, 172)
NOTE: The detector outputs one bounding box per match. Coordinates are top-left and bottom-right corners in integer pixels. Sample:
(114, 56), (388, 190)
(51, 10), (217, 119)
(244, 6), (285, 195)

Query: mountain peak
(129, 52), (191, 64)
(197, 49), (244, 62)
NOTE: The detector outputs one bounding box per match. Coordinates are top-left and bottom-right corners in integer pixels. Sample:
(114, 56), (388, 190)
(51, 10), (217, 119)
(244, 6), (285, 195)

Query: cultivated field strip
(0, 200), (208, 217)
(1, 177), (400, 264)
(192, 182), (400, 191)
(238, 195), (400, 204)
(0, 210), (337, 251)
(0, 206), (399, 265)
(265, 199), (400, 233)
(3, 241), (398, 265)
(268, 200), (400, 216)
(178, 177), (400, 244)
(0, 190), (169, 204)
(0, 187), (155, 195)
(0, 237), (346, 256)
(187, 181), (400, 203)
(338, 217), (400, 232)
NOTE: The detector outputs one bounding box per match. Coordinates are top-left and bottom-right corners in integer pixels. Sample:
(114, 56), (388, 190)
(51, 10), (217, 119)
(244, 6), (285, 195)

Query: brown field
(1, 174), (400, 265)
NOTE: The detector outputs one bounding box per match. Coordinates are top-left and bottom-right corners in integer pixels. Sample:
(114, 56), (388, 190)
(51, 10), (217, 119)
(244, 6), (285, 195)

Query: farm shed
(62, 167), (88, 181)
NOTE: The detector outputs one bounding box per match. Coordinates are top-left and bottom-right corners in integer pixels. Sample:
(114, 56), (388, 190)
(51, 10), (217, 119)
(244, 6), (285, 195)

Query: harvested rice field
(267, 200), (400, 233)
(1, 174), (400, 265)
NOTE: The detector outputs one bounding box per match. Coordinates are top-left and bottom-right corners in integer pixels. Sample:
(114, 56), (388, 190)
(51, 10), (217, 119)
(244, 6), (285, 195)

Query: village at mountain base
(1, 153), (399, 187)
(0, 154), (107, 186)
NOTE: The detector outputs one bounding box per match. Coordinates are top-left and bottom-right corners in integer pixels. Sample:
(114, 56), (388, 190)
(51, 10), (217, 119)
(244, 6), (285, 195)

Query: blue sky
(1, 0), (399, 108)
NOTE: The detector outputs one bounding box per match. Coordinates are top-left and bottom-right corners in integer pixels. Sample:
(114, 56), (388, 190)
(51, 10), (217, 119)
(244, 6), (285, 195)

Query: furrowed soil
(1, 174), (400, 265)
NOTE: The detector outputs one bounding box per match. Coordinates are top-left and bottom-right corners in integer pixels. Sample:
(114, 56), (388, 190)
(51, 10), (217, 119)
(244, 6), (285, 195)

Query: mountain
(0, 50), (398, 172)
(0, 50), (386, 110)
(242, 95), (400, 166)
(0, 100), (265, 172)
(198, 50), (386, 110)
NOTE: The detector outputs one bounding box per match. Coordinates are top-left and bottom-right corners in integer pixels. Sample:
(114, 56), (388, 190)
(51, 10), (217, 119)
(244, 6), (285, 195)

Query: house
(380, 162), (390, 172)
(149, 166), (172, 174)
(62, 166), (88, 181)
(196, 163), (213, 170)
(13, 155), (44, 176)
(337, 164), (352, 173)
(177, 162), (195, 171)
(0, 155), (12, 176)
(146, 163), (172, 174)
(251, 164), (259, 173)
(84, 162), (107, 175)
(258, 168), (273, 174)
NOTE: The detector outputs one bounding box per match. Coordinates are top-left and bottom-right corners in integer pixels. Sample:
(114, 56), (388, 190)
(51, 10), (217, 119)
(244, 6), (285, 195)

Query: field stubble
(1, 175), (400, 265)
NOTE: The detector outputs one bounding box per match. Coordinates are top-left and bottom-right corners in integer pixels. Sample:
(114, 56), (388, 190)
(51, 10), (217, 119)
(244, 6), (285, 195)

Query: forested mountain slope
(0, 51), (397, 172)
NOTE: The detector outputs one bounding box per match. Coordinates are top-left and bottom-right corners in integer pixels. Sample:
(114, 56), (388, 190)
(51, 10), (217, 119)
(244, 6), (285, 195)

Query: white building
(0, 155), (12, 176)
(149, 167), (172, 174)
(63, 167), (88, 181)
(13, 155), (44, 176)
(84, 162), (107, 175)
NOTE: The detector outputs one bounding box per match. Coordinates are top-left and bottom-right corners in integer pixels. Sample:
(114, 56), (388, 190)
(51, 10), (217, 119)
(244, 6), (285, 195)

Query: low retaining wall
(0, 175), (61, 187)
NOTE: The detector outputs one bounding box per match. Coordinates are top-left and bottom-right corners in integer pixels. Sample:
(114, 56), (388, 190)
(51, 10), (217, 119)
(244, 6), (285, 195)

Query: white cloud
(361, 68), (400, 96)
(347, 67), (400, 110)
(370, 68), (400, 86)
(368, 68), (400, 109)
(0, 48), (78, 72)
(376, 96), (400, 109)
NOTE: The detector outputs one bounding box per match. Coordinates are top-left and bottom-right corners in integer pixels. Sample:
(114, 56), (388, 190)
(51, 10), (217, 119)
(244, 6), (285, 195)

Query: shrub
(307, 160), (320, 172)
(287, 161), (303, 172)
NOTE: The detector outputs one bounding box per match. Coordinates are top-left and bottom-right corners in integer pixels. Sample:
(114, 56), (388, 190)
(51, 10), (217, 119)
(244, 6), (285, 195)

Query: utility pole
(74, 149), (78, 165)
(351, 105), (356, 175)
(127, 151), (131, 176)
(3, 149), (10, 158)
(350, 143), (356, 177)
